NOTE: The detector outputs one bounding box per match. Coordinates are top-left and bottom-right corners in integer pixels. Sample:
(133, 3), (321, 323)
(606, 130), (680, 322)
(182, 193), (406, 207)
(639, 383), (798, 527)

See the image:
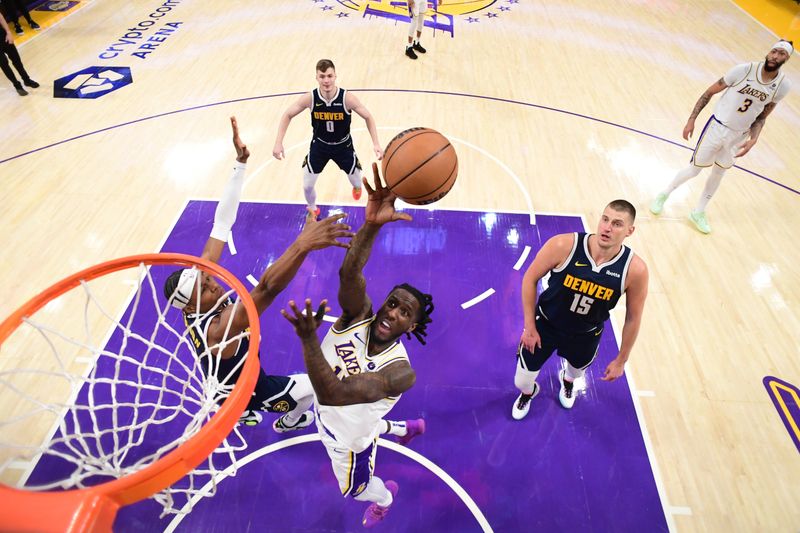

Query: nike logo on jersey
(315, 103), (323, 107)
(353, 332), (365, 345)
(575, 262), (589, 267)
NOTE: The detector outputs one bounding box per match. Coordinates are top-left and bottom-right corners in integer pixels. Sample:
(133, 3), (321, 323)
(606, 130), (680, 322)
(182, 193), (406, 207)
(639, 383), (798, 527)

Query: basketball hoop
(0, 254), (260, 533)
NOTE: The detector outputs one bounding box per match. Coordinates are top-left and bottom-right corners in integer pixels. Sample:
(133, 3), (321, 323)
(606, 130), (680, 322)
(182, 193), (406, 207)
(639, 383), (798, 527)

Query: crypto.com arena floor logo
(318, 0), (517, 37)
(54, 66), (133, 99)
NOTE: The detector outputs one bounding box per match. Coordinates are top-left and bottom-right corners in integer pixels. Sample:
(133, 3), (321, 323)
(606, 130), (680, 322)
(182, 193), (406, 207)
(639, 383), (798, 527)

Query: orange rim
(0, 253), (260, 533)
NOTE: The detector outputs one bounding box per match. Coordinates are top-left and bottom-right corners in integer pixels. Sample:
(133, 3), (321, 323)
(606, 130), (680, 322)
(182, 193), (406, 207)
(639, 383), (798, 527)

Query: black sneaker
(412, 42), (426, 54)
(273, 411), (314, 433)
(23, 79), (39, 88)
(14, 23), (23, 35)
(30, 21), (40, 30)
(13, 83), (28, 96)
(238, 409), (263, 426)
(405, 46), (418, 60)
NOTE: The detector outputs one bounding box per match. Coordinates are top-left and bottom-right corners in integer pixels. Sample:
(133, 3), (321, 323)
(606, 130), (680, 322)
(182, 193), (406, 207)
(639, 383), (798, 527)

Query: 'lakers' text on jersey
(311, 88), (352, 144)
(538, 233), (633, 333)
(316, 316), (409, 452)
(713, 62), (790, 132)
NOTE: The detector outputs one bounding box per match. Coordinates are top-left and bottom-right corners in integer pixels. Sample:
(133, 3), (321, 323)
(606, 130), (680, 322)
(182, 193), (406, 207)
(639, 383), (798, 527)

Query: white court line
(163, 434), (493, 533)
(322, 315), (338, 323)
(245, 274), (258, 287)
(636, 390), (656, 397)
(587, 209), (679, 533)
(7, 461), (30, 470)
(513, 245), (531, 271)
(668, 506), (693, 516)
(460, 288), (495, 309)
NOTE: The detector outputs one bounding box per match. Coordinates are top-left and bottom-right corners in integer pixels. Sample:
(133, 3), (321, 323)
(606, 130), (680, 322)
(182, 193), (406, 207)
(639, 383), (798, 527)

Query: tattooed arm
(736, 102), (777, 157)
(283, 299), (416, 406)
(683, 78), (728, 140)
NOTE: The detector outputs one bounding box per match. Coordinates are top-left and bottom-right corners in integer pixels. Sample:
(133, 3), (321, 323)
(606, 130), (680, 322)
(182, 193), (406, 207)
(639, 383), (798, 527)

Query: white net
(0, 260), (256, 517)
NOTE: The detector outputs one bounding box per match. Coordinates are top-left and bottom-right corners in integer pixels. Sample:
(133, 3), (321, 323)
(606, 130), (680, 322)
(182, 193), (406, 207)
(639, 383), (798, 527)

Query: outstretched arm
(283, 299), (416, 405)
(683, 78), (727, 140)
(273, 93), (312, 160)
(602, 256), (649, 382)
(201, 116), (250, 264)
(347, 92), (383, 160)
(211, 211), (355, 348)
(337, 163), (412, 324)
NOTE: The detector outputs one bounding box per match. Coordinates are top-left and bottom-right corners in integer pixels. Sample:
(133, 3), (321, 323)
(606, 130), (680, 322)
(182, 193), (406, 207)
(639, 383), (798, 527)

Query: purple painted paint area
(28, 202), (666, 531)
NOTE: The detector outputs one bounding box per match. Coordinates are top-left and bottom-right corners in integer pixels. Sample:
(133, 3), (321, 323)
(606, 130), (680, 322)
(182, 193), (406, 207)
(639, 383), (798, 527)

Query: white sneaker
(238, 409), (263, 426)
(558, 370), (576, 409)
(511, 383), (540, 420)
(272, 410), (314, 433)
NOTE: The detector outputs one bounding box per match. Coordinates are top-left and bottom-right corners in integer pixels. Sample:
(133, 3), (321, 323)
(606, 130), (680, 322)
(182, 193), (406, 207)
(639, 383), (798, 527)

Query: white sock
(663, 165), (702, 195)
(347, 167), (362, 189)
(382, 420), (408, 437)
(354, 476), (392, 507)
(564, 363), (585, 382)
(280, 374), (314, 425)
(302, 167), (319, 209)
(694, 165), (725, 212)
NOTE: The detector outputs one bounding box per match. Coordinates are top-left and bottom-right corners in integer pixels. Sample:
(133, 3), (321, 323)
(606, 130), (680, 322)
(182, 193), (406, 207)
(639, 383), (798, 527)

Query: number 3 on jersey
(738, 98), (752, 113)
(570, 294), (594, 315)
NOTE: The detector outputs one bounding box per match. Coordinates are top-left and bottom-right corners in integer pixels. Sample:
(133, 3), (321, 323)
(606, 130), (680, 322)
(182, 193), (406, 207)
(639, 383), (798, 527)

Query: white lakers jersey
(713, 62), (790, 132)
(315, 316), (410, 452)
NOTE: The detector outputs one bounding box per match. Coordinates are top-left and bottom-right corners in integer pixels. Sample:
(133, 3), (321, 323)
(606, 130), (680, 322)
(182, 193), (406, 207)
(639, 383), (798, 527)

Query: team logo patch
(313, 0), (518, 37)
(367, 362), (376, 370)
(272, 400), (291, 413)
(353, 482), (367, 496)
(54, 66), (133, 99)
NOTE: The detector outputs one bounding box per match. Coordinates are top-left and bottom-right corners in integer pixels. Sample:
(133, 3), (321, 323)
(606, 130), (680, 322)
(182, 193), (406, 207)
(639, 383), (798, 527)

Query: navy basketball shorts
(248, 372), (302, 413)
(517, 315), (603, 372)
(303, 138), (361, 175)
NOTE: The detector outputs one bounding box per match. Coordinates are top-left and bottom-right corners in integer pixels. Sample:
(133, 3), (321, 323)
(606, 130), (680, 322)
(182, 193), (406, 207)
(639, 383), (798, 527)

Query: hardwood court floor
(1, 1), (799, 531)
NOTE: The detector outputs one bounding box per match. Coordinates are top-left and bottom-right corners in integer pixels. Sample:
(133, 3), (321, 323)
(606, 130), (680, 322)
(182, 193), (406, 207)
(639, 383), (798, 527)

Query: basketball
(381, 127), (458, 205)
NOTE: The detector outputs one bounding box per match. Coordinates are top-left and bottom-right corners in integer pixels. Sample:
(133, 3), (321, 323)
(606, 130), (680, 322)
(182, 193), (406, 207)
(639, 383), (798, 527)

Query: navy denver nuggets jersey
(538, 233), (633, 333)
(311, 88), (352, 144)
(185, 297), (251, 384)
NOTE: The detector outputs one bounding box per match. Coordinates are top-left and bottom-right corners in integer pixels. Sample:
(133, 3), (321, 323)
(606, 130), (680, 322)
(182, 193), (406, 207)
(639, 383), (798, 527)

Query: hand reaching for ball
(364, 162), (413, 226)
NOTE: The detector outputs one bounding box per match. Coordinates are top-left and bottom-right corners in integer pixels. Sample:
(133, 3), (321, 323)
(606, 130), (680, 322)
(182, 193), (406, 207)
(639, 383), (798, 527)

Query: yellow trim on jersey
(331, 316), (374, 335)
(365, 340), (404, 361)
(731, 63), (753, 88)
(373, 354), (410, 371)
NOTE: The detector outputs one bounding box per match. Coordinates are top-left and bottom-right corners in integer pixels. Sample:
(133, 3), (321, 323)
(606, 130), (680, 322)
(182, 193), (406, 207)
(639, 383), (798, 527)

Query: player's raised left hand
(281, 299), (329, 339)
(230, 116), (250, 164)
(363, 162), (412, 226)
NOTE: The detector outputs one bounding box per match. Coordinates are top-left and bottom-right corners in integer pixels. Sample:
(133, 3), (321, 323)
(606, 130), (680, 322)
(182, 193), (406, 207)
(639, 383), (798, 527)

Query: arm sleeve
(209, 162), (247, 241)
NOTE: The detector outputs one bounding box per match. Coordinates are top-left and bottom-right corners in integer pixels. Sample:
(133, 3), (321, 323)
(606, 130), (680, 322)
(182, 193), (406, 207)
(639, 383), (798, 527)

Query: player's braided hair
(394, 283), (434, 345)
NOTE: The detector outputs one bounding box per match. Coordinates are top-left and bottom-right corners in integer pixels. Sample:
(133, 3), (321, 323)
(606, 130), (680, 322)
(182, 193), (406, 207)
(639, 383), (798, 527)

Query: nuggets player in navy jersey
(651, 40), (793, 234)
(273, 59), (384, 217)
(512, 200), (649, 419)
(281, 164), (434, 529)
(163, 117), (355, 430)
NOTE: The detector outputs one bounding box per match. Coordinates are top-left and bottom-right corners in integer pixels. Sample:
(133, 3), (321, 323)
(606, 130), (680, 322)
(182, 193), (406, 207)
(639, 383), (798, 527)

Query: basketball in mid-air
(381, 127), (458, 205)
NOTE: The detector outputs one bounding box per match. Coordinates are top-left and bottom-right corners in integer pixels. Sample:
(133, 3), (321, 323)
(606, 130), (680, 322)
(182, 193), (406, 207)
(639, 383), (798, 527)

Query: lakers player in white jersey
(282, 164), (434, 529)
(650, 40), (793, 234)
(164, 117), (355, 430)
